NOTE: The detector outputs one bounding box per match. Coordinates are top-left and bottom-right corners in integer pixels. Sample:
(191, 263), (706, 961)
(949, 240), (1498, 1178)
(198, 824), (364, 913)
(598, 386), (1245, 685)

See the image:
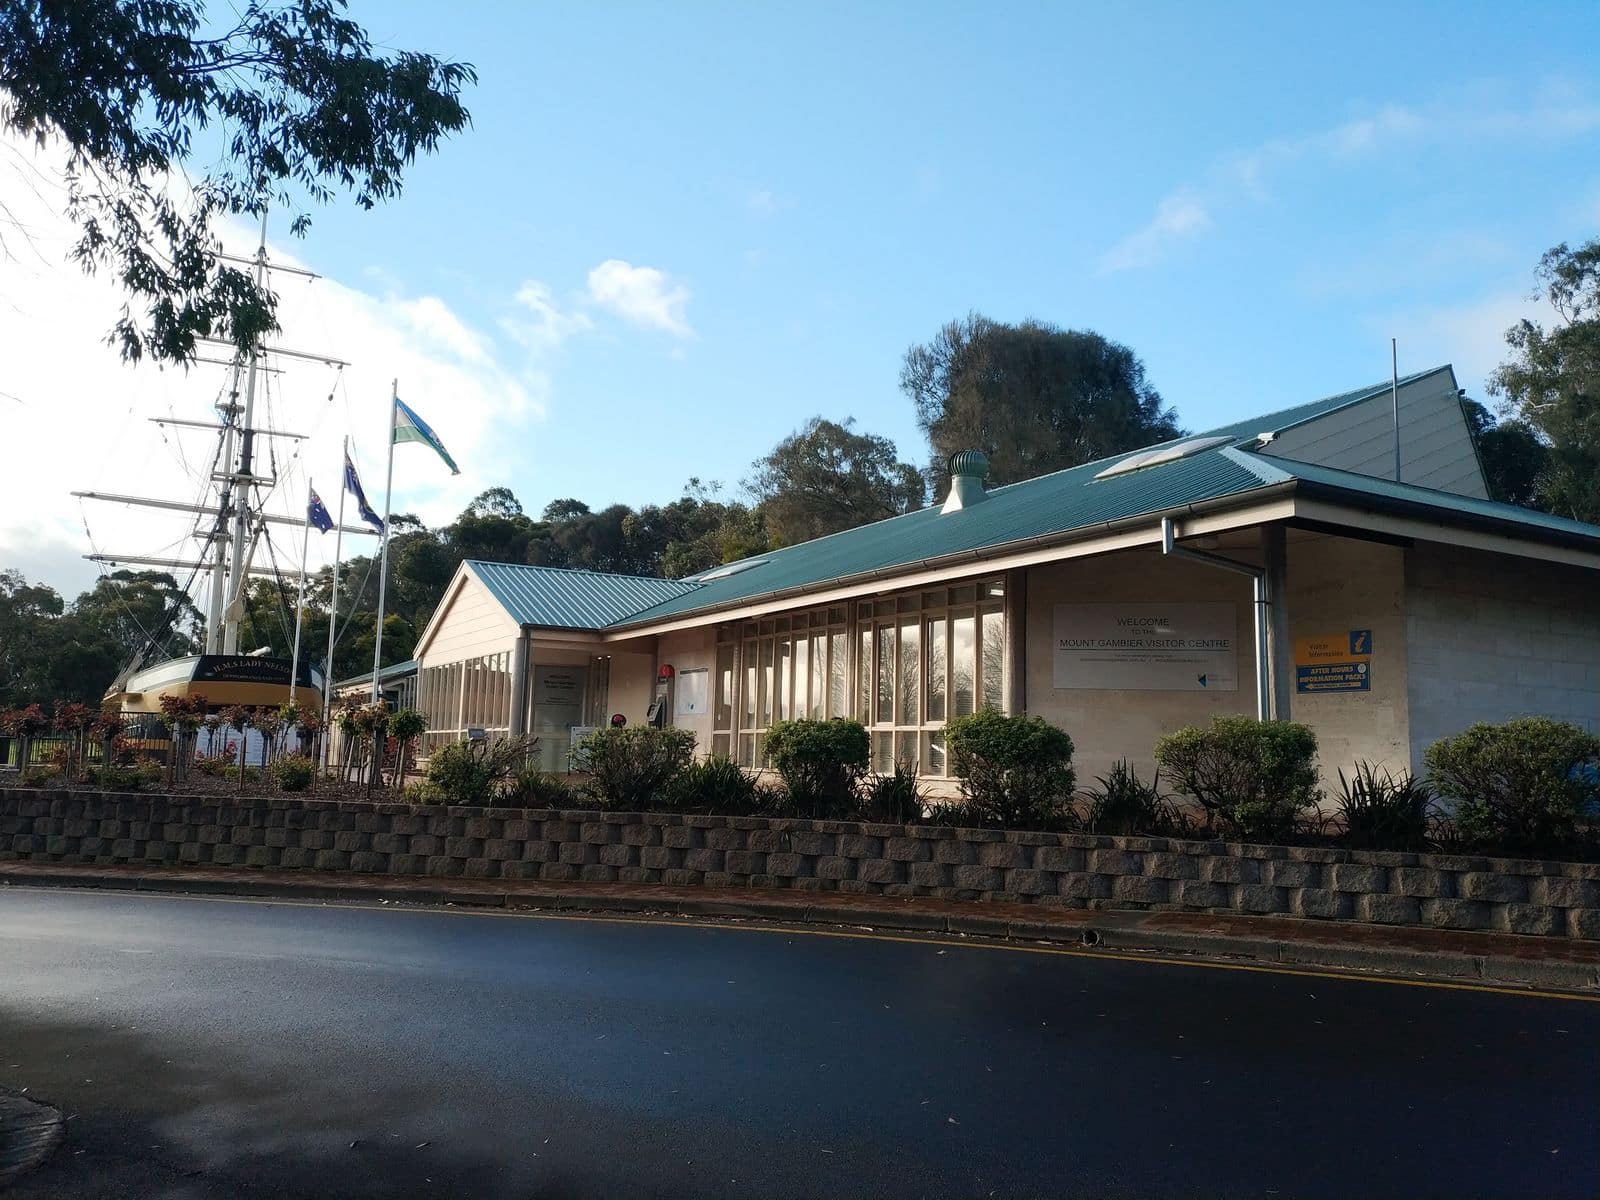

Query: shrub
(862, 758), (924, 824)
(19, 765), (60, 787)
(89, 760), (162, 792)
(506, 767), (578, 809)
(1154, 716), (1319, 842)
(762, 719), (870, 819)
(578, 726), (695, 810)
(271, 754), (315, 793)
(1424, 718), (1600, 853)
(945, 709), (1075, 829)
(423, 735), (531, 806)
(1335, 763), (1436, 851)
(663, 754), (764, 815)
(1080, 761), (1187, 837)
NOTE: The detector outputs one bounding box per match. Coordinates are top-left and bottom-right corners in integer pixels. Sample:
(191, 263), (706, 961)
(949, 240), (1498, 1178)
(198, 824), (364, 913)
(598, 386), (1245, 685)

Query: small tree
(763, 719), (870, 818)
(1154, 716), (1320, 842)
(157, 694), (205, 784)
(221, 705), (253, 793)
(388, 708), (427, 789)
(2, 704), (48, 773)
(53, 701), (96, 779)
(946, 710), (1076, 829)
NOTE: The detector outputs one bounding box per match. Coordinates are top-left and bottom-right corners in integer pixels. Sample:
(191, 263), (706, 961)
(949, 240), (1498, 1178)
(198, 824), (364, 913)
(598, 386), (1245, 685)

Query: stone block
(725, 850), (767, 874)
(745, 829), (787, 853)
(858, 859), (905, 885)
(662, 826), (701, 849)
(978, 842), (1029, 869)
(540, 862), (579, 882)
(207, 844), (239, 865)
(481, 838), (518, 861)
(816, 856), (855, 881)
(1505, 904), (1563, 937)
(662, 868), (699, 886)
(640, 845), (679, 870)
(884, 837), (929, 862)
(1567, 908), (1600, 940)
(581, 822), (618, 845)
(599, 844), (637, 868)
(789, 831), (835, 856)
(1264, 860), (1319, 888)
(1421, 898), (1493, 931)
(349, 851), (387, 873)
(704, 827), (744, 850)
(313, 849), (350, 871)
(766, 852), (811, 878)
(1034, 845), (1086, 873)
(388, 854), (427, 875)
(407, 834), (440, 856)
(839, 834), (883, 859)
(444, 836), (482, 859)
(1543, 877), (1600, 909)
(908, 862), (948, 888)
(1112, 875), (1169, 905)
(463, 817), (500, 839)
(1359, 894), (1421, 925)
(197, 825), (226, 845)
(558, 842), (594, 866)
(1235, 884), (1289, 914)
(1088, 849), (1142, 875)
(931, 839), (968, 865)
(1458, 872), (1527, 903)
(1059, 873), (1112, 900)
(1200, 856), (1259, 884)
(276, 846), (312, 868)
(1390, 867), (1449, 898)
(1292, 888), (1353, 920)
(521, 841), (556, 863)
(243, 845), (279, 868)
(1329, 863), (1388, 893)
(1005, 868), (1054, 896)
(683, 848), (725, 873)
(621, 823), (661, 846)
(1176, 881), (1232, 908)
(333, 831), (369, 853)
(579, 864), (617, 882)
(953, 865), (1004, 892)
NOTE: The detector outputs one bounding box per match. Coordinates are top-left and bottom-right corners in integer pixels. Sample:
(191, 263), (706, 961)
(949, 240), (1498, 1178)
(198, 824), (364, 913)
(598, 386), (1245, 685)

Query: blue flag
(307, 488), (334, 534)
(343, 452), (384, 533)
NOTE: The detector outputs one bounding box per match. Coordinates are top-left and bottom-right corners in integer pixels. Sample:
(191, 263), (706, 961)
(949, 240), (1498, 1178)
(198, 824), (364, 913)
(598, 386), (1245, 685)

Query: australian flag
(344, 452), (385, 534)
(307, 488), (334, 534)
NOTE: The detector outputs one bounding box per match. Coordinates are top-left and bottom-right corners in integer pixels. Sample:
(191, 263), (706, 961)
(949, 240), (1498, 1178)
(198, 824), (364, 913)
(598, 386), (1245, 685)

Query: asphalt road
(0, 889), (1594, 1200)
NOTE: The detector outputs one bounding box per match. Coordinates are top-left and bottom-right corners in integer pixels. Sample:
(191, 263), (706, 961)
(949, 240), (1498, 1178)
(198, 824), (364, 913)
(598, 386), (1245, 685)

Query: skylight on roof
(691, 559), (768, 582)
(1092, 435), (1235, 481)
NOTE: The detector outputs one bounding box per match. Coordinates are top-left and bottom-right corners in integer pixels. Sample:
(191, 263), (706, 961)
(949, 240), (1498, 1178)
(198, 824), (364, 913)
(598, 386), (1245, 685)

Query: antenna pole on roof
(1391, 338), (1401, 483)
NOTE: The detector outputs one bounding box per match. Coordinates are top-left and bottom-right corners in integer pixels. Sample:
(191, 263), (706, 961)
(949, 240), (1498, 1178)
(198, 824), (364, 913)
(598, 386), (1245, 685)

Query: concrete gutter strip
(4, 864), (1597, 993)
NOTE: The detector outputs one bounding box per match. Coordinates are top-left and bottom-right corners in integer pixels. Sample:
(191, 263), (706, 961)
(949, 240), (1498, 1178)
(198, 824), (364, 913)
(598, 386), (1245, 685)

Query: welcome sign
(1052, 603), (1238, 691)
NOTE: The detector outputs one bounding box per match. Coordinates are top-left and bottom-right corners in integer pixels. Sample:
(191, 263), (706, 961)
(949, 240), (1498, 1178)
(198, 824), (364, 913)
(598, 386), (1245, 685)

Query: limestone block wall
(4, 788), (1599, 940)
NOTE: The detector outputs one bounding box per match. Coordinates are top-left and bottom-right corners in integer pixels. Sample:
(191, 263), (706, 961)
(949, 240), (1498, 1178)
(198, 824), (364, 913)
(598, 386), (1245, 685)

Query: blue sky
(6, 1), (1600, 594)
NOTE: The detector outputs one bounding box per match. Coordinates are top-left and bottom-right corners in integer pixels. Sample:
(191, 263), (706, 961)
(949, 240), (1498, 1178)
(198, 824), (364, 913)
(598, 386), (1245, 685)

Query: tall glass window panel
(952, 614), (976, 718)
(875, 625), (895, 725)
(981, 609), (1005, 711)
(775, 638), (791, 723)
(792, 635), (809, 720)
(809, 637), (825, 716)
(924, 616), (946, 723)
(741, 641), (757, 729)
(829, 631), (848, 719)
(759, 639), (775, 727)
(858, 627), (872, 722)
(921, 731), (947, 776)
(898, 618), (919, 726)
(872, 730), (894, 775)
(715, 644), (735, 730)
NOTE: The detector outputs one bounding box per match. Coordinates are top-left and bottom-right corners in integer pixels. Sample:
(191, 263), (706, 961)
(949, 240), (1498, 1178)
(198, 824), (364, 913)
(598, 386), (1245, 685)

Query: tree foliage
(1488, 238), (1600, 522)
(0, 0), (475, 363)
(745, 417), (923, 546)
(901, 313), (1182, 486)
(1461, 398), (1548, 509)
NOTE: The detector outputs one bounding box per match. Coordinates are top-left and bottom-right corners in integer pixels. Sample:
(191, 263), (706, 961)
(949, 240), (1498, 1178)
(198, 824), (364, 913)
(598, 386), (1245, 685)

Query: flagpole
(371, 380), (399, 703)
(321, 437), (349, 775)
(288, 477), (313, 705)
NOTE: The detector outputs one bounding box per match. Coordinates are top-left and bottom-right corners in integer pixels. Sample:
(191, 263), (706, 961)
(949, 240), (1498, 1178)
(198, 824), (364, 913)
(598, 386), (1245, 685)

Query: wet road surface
(1, 887), (1595, 1199)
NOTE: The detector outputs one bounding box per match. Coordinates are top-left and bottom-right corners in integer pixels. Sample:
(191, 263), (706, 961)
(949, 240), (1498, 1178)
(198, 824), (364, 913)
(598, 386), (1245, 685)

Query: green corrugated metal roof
(335, 658), (417, 691)
(466, 561), (699, 629)
(451, 363), (1597, 635)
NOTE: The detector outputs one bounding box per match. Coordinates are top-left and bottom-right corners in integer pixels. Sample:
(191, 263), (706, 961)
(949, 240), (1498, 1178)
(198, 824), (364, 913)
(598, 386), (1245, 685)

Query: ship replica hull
(106, 655), (324, 715)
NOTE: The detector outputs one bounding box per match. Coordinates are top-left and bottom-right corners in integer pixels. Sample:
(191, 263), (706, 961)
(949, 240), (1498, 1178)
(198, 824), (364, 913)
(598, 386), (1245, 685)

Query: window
(419, 650), (514, 754)
(734, 605), (852, 768)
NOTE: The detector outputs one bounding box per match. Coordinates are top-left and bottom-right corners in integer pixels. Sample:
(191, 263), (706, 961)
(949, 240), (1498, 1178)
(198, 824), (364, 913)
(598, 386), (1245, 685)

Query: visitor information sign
(1294, 630), (1372, 693)
(1052, 603), (1238, 691)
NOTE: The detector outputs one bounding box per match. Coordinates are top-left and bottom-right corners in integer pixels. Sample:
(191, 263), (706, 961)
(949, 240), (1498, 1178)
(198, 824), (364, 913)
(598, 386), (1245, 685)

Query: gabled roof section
(1198, 366), (1449, 444)
(465, 561), (701, 630)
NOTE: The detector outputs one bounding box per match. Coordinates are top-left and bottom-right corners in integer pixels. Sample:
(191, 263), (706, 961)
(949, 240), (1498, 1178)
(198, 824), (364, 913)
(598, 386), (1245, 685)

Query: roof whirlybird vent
(1093, 435), (1234, 481)
(941, 450), (990, 514)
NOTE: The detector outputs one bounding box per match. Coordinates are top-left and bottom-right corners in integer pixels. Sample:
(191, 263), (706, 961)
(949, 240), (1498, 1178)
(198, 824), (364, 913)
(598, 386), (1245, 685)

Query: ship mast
(220, 211), (271, 655)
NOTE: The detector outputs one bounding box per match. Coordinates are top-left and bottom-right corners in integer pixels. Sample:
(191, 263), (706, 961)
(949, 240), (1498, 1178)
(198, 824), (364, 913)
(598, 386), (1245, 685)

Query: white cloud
(1101, 91), (1600, 273)
(585, 258), (693, 337)
(1098, 189), (1213, 273)
(501, 281), (592, 352)
(1377, 289), (1547, 401)
(0, 135), (542, 600)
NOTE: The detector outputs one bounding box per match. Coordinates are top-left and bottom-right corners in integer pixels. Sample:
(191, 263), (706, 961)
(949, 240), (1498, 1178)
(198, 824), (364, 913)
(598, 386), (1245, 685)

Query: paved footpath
(3, 859), (1598, 991)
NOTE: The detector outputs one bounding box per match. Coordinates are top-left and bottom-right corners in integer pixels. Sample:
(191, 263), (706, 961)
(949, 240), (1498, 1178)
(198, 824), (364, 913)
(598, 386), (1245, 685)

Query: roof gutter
(606, 480), (1301, 636)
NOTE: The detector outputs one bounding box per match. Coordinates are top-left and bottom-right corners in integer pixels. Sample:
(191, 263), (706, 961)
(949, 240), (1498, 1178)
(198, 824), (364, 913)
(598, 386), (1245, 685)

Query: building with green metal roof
(408, 364), (1599, 786)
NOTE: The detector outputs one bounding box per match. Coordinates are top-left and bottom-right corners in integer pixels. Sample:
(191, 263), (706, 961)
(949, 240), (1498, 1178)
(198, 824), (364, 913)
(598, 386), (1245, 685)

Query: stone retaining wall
(4, 787), (1598, 939)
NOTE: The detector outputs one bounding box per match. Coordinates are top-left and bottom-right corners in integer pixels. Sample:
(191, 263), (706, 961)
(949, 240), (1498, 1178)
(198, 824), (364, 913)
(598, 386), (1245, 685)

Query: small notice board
(1294, 629), (1372, 693)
